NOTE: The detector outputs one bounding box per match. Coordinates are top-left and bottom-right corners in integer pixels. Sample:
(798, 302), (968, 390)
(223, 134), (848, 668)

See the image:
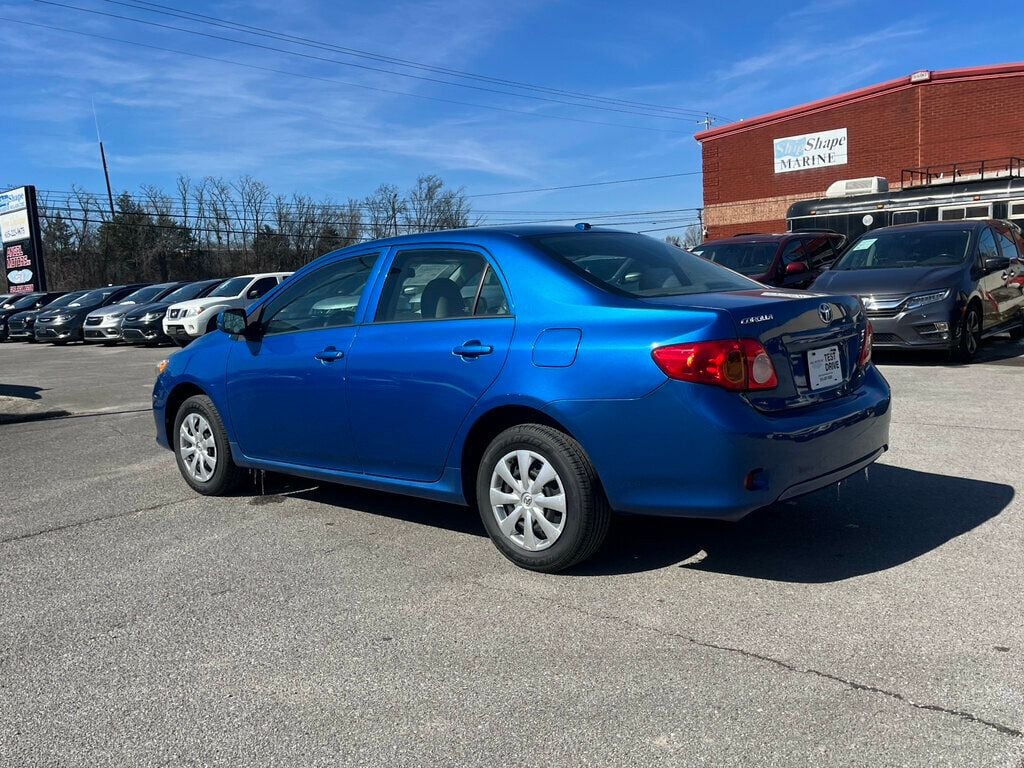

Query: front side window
(246, 277), (279, 300)
(375, 249), (506, 322)
(977, 228), (999, 266)
(262, 254), (378, 335)
(528, 232), (759, 296)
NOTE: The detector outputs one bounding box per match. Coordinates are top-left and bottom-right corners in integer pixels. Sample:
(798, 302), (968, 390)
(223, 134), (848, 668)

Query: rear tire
(475, 424), (611, 573)
(173, 395), (242, 496)
(951, 304), (982, 362)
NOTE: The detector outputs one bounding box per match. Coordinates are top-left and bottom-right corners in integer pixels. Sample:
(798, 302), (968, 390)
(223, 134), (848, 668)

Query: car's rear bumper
(546, 365), (892, 519)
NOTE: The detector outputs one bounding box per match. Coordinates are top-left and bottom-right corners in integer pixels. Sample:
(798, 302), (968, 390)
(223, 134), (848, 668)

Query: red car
(692, 232), (846, 289)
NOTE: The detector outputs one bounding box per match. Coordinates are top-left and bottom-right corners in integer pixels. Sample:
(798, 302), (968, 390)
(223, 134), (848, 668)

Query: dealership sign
(773, 128), (848, 174)
(1, 186), (48, 294)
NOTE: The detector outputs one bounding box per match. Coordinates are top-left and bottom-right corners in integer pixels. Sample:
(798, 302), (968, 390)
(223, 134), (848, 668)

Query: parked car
(153, 226), (891, 572)
(122, 279), (226, 346)
(692, 231), (846, 288)
(163, 272), (291, 346)
(34, 284), (148, 344)
(0, 291), (66, 341)
(7, 291), (87, 341)
(83, 282), (186, 344)
(811, 220), (1024, 361)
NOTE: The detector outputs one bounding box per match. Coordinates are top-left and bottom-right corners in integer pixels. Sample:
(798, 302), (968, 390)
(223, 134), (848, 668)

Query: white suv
(163, 272), (290, 345)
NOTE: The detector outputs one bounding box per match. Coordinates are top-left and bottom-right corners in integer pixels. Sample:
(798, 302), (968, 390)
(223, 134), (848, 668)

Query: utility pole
(700, 113), (715, 131)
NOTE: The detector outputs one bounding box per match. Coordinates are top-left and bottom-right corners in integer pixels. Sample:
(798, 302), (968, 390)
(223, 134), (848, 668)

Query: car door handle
(314, 347), (345, 362)
(453, 341), (493, 358)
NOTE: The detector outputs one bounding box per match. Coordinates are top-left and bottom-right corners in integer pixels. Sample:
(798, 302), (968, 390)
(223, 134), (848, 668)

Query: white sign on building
(773, 128), (848, 174)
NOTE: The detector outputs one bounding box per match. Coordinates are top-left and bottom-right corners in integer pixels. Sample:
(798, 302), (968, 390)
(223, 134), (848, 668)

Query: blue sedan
(153, 226), (891, 572)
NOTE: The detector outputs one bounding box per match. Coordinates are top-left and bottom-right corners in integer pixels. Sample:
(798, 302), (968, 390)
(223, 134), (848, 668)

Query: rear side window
(247, 277), (278, 300)
(997, 231), (1020, 260)
(527, 232), (758, 297)
(375, 249), (507, 321)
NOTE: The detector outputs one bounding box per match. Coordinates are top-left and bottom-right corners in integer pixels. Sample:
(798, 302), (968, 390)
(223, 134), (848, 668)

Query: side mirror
(217, 308), (249, 337)
(984, 256), (1011, 273)
(785, 261), (809, 275)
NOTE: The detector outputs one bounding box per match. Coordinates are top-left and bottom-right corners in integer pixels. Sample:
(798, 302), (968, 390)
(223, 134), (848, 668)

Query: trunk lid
(643, 288), (869, 412)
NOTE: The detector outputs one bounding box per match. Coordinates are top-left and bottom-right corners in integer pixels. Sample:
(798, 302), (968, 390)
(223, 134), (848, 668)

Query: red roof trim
(695, 62), (1024, 142)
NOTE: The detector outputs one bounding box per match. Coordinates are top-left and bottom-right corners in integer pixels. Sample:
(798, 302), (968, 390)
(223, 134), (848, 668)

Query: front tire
(476, 424), (611, 573)
(951, 305), (982, 362)
(173, 394), (242, 495)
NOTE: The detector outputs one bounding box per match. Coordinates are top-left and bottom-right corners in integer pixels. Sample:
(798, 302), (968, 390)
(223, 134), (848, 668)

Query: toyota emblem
(818, 303), (833, 324)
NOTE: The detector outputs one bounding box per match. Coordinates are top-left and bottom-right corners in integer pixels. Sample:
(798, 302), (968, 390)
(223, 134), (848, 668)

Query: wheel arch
(163, 381), (208, 445)
(459, 404), (578, 506)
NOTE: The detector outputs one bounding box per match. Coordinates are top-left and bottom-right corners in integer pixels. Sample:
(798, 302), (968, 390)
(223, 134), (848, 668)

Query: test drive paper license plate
(808, 345), (843, 390)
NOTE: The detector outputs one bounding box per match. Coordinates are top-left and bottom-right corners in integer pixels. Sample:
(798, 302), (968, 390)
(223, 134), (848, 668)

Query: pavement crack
(472, 580), (1023, 739)
(0, 497), (191, 545)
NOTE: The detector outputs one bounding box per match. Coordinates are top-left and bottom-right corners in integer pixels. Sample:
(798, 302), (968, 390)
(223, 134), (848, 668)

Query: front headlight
(109, 312), (126, 319)
(51, 314), (73, 323)
(142, 311), (163, 321)
(905, 289), (951, 311)
(183, 307), (199, 317)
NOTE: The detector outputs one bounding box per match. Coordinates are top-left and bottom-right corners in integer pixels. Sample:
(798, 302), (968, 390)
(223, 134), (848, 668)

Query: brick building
(695, 63), (1024, 240)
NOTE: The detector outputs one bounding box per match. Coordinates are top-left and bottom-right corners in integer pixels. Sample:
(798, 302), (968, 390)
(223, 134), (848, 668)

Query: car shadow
(0, 384), (46, 400)
(253, 464), (1012, 582)
(571, 464), (1013, 581)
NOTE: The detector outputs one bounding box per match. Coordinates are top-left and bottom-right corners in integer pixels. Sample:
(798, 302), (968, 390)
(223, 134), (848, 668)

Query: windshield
(69, 289), (116, 307)
(834, 229), (972, 270)
(44, 292), (84, 309)
(693, 242), (779, 277)
(9, 293), (44, 310)
(118, 284), (167, 304)
(163, 280), (220, 303)
(208, 276), (252, 298)
(527, 232), (759, 298)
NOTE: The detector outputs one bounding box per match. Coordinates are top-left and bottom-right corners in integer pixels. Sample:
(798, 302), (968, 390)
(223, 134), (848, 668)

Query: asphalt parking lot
(1, 340), (1022, 767)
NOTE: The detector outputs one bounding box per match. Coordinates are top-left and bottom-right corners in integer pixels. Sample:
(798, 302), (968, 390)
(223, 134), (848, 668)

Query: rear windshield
(692, 242), (778, 276)
(208, 276), (252, 298)
(527, 233), (758, 297)
(834, 229), (972, 269)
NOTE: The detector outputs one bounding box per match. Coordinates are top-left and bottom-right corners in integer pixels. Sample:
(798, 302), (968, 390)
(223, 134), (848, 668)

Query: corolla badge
(818, 303), (833, 323)
(740, 313), (774, 325)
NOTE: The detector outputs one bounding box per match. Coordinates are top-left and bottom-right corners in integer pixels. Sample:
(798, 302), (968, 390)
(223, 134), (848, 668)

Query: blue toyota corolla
(153, 226), (891, 572)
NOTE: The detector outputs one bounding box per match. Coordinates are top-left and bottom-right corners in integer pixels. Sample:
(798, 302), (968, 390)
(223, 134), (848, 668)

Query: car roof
(702, 232), (839, 245)
(344, 224), (646, 250)
(868, 220), (995, 235)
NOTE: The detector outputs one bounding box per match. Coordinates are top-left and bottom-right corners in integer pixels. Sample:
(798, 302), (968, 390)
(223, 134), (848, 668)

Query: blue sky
(2, 0), (1022, 232)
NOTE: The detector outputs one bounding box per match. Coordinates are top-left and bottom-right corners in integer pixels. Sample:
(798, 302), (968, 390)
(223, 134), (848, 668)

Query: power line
(36, 0), (710, 125)
(106, 0), (730, 122)
(466, 171), (702, 197)
(2, 16), (683, 135)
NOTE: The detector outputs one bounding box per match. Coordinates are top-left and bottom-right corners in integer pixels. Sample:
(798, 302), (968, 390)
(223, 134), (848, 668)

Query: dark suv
(811, 220), (1024, 361)
(692, 231), (846, 288)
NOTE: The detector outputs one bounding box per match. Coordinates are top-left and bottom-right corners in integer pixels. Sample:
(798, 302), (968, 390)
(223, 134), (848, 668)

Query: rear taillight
(858, 321), (873, 368)
(652, 339), (778, 391)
